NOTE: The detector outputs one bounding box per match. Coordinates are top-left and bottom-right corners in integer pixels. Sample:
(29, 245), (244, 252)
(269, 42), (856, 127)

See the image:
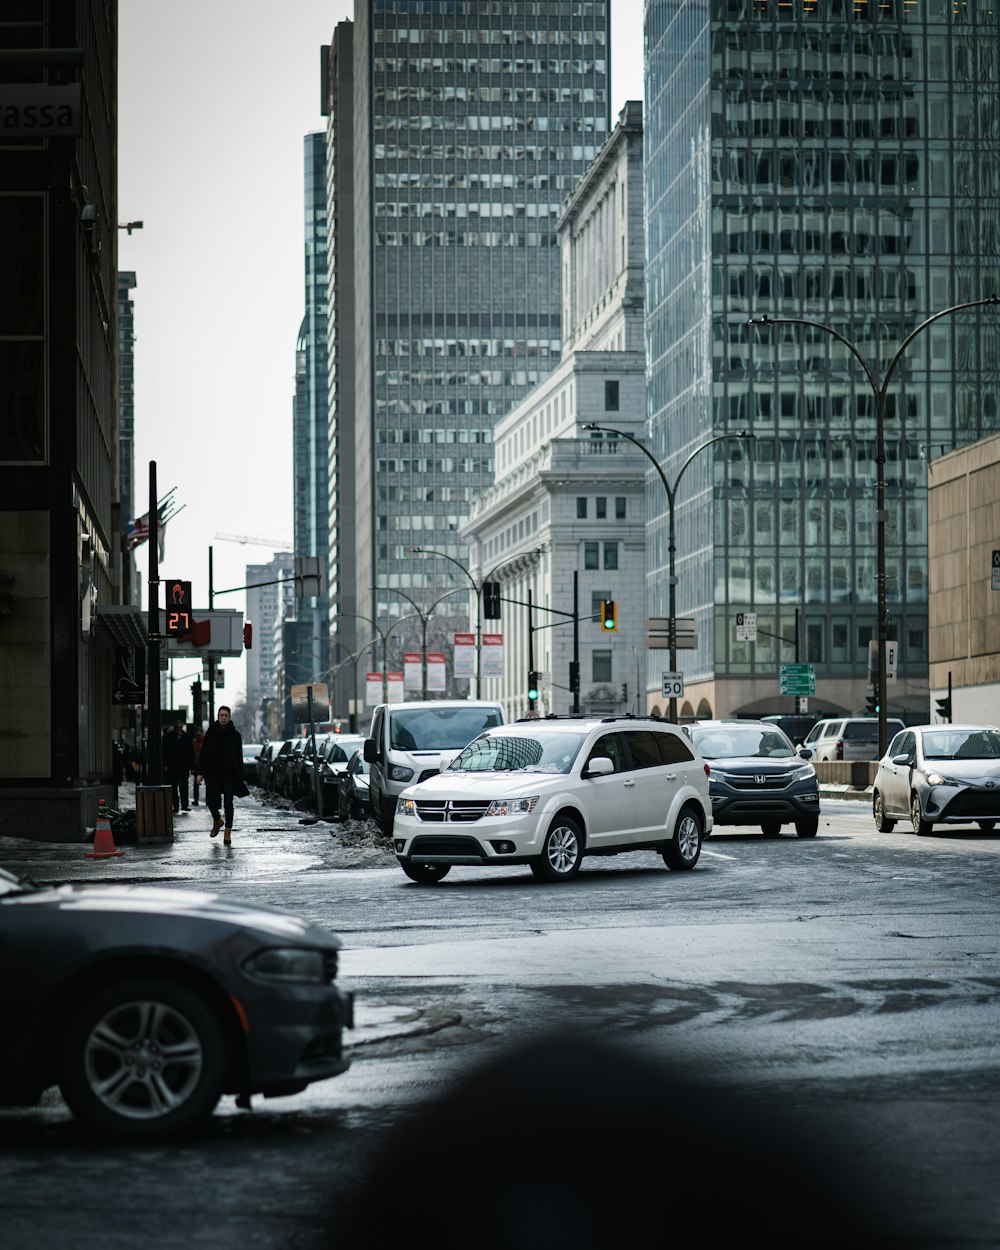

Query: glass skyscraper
(644, 0), (1000, 719)
(341, 0), (611, 644)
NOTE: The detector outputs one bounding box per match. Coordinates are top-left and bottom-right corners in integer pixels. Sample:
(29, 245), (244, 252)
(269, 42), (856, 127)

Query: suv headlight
(486, 796), (539, 817)
(389, 765), (414, 782)
(926, 772), (957, 787)
(789, 765), (816, 782)
(244, 948), (326, 983)
(396, 797), (416, 816)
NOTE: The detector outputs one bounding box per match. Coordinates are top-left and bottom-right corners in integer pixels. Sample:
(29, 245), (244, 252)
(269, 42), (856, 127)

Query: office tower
(246, 553), (295, 740)
(0, 2), (120, 837)
(117, 272), (138, 606)
(325, 2), (612, 659)
(644, 0), (1000, 720)
(292, 131), (331, 692)
(322, 22), (359, 681)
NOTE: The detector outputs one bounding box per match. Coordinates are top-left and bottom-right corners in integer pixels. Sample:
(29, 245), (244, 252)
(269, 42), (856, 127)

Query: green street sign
(779, 663), (815, 695)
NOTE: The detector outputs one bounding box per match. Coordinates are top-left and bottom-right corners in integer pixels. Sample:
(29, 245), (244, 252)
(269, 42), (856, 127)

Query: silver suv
(392, 717), (712, 884)
(802, 717), (906, 762)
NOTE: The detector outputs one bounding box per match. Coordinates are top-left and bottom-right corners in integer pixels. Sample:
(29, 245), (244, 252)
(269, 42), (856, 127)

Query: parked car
(0, 867), (354, 1141)
(256, 741), (281, 789)
(872, 724), (1000, 836)
(802, 717), (906, 762)
(365, 700), (507, 837)
(684, 719), (820, 838)
(242, 743), (263, 785)
(294, 734), (339, 807)
(317, 735), (368, 817)
(392, 716), (712, 884)
(282, 739), (311, 799)
(267, 739), (296, 795)
(338, 749), (372, 821)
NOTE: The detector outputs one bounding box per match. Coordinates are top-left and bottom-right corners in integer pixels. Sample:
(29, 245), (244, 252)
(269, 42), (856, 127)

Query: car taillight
(835, 740), (843, 760)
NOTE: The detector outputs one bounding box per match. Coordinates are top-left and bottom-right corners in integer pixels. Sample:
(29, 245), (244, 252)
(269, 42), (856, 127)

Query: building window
(584, 542), (599, 569)
(604, 380), (619, 411)
(615, 496), (626, 519)
(595, 497), (607, 519)
(592, 649), (612, 683)
(603, 542), (618, 570)
(576, 497), (588, 518)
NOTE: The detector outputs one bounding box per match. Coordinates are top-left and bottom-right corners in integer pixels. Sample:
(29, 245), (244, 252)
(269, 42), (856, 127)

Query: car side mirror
(363, 739), (377, 764)
(798, 747), (813, 759)
(584, 756), (614, 778)
(891, 754), (910, 766)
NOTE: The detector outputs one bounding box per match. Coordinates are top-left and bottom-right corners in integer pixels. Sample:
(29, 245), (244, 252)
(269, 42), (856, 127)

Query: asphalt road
(2, 794), (1000, 1247)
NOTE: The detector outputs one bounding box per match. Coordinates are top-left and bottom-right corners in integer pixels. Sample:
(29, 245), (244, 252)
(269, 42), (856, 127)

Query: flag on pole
(125, 489), (185, 552)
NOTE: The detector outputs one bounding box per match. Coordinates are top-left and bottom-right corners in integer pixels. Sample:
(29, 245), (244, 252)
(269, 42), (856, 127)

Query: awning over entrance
(94, 605), (148, 649)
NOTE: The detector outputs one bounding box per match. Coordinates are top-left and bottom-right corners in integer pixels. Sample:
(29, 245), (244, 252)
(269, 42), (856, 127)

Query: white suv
(392, 717), (712, 884)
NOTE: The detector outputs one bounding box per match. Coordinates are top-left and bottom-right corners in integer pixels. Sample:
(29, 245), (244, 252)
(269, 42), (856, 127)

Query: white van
(364, 700), (506, 835)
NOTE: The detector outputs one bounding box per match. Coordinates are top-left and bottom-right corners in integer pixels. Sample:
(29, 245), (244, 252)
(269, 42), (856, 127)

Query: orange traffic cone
(86, 799), (125, 859)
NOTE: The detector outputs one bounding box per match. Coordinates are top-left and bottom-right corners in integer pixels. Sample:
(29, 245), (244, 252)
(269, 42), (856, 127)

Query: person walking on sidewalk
(163, 720), (196, 813)
(191, 727), (204, 806)
(196, 706), (248, 845)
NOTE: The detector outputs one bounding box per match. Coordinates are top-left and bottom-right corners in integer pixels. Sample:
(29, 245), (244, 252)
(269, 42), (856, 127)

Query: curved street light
(374, 584), (468, 699)
(582, 423), (754, 722)
(749, 296), (999, 756)
(410, 547), (545, 698)
(335, 611), (420, 706)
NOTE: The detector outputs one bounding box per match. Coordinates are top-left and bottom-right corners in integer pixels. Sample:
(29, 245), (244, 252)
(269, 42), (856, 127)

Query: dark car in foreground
(242, 742), (263, 784)
(685, 719), (820, 838)
(872, 724), (1000, 836)
(0, 868), (354, 1140)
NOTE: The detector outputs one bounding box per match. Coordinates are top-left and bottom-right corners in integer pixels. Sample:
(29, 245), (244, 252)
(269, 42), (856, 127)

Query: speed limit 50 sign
(661, 672), (684, 699)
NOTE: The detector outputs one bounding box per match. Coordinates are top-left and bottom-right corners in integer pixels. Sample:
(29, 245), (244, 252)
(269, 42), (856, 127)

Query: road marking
(702, 848), (738, 860)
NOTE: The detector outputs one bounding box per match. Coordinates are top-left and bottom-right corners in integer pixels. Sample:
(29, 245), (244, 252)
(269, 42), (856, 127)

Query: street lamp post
(336, 612), (419, 704)
(374, 585), (468, 699)
(748, 297), (999, 757)
(410, 548), (544, 699)
(582, 424), (754, 723)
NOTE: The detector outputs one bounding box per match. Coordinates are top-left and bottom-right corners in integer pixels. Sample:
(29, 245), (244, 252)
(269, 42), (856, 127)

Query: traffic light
(569, 661), (580, 695)
(865, 685), (880, 716)
(482, 580), (501, 620)
(165, 579), (192, 636)
(191, 681), (203, 725)
(621, 682), (628, 703)
(935, 694), (952, 723)
(600, 599), (617, 631)
(527, 670), (539, 703)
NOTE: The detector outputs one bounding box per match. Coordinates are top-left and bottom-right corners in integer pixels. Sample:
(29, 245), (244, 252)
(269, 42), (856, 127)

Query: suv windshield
(390, 707), (503, 751)
(922, 729), (1000, 760)
(449, 731), (585, 774)
(689, 725), (795, 760)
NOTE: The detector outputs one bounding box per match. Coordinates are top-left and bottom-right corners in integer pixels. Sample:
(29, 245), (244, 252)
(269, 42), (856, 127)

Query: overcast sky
(118, 1), (645, 709)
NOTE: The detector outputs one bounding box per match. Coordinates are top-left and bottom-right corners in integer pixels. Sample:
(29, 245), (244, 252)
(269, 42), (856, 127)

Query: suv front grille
(722, 773), (794, 790)
(414, 799), (491, 823)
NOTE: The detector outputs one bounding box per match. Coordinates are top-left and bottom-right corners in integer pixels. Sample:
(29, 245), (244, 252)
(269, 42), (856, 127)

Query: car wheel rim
(84, 1000), (203, 1120)
(547, 826), (579, 873)
(677, 815), (699, 859)
(875, 795), (884, 826)
(911, 798), (921, 829)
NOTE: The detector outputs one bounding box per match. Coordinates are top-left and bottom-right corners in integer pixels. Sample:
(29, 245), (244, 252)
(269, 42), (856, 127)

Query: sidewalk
(0, 788), (396, 885)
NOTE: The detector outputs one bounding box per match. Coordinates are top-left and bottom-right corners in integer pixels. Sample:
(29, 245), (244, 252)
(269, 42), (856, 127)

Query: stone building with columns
(461, 103), (649, 721)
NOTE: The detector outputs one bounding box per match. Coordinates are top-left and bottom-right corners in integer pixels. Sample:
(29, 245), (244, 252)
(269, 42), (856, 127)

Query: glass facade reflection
(351, 0), (611, 616)
(644, 0), (1000, 717)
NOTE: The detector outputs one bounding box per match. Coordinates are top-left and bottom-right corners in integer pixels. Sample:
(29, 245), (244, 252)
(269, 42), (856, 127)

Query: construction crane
(214, 532), (292, 550)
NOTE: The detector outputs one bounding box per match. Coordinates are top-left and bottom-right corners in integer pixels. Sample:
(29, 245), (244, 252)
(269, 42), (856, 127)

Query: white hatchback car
(392, 717), (712, 883)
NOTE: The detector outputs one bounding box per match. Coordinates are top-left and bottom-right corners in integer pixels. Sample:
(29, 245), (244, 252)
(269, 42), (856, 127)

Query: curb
(820, 785), (872, 802)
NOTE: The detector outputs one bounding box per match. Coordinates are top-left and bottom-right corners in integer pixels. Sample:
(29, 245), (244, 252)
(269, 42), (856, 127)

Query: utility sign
(993, 550), (1000, 590)
(735, 612), (757, 642)
(779, 663), (815, 696)
(886, 640), (898, 683)
(661, 672), (684, 699)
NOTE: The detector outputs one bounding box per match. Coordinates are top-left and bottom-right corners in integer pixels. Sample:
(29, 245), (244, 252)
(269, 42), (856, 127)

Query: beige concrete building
(927, 431), (1000, 724)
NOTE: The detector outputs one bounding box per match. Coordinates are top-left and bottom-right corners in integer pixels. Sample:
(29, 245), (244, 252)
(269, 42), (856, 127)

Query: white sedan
(872, 724), (1000, 836)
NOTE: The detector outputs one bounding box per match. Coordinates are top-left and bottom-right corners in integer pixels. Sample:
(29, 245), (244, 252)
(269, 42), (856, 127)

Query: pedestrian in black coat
(196, 706), (247, 844)
(162, 720), (195, 813)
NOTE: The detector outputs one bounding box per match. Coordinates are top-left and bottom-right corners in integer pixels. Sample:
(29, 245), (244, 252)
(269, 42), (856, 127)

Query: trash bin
(136, 785), (174, 844)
